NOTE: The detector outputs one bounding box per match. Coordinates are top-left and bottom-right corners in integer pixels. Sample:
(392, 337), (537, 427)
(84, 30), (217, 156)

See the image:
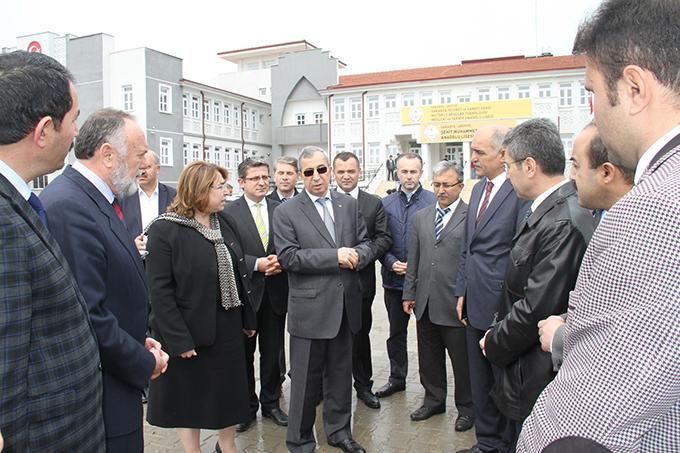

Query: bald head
(471, 125), (510, 179)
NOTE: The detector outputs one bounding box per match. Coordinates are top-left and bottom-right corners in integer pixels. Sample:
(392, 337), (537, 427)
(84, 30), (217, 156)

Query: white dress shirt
(245, 195), (269, 234)
(530, 179), (570, 213)
(0, 159), (31, 201)
(306, 189), (334, 222)
(341, 186), (360, 199)
(435, 199), (460, 229)
(72, 160), (114, 203)
(138, 184), (159, 230)
(475, 172), (507, 218)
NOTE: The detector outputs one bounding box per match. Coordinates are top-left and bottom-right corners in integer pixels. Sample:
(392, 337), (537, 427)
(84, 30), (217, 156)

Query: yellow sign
(401, 99), (533, 125)
(419, 119), (519, 144)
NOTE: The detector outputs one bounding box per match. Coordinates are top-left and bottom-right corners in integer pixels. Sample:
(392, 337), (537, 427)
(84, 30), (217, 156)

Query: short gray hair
(432, 160), (463, 182)
(75, 108), (133, 160)
(275, 155), (299, 172)
(146, 149), (160, 165)
(298, 146), (328, 165)
(502, 118), (565, 176)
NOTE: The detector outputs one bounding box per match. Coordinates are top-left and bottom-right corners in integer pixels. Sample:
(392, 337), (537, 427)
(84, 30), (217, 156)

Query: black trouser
(244, 295), (286, 415)
(416, 306), (473, 416)
(352, 295), (374, 392)
(384, 288), (410, 385)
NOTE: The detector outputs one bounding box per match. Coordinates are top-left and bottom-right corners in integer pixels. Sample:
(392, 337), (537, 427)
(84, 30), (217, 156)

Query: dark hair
(396, 152), (423, 168)
(0, 51), (74, 145)
(74, 108), (134, 159)
(299, 146), (328, 165)
(333, 151), (360, 167)
(237, 157), (269, 179)
(583, 124), (636, 184)
(573, 0), (680, 105)
(503, 118), (565, 176)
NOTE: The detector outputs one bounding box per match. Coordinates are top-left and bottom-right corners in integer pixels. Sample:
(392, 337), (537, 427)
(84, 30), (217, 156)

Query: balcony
(276, 123), (327, 146)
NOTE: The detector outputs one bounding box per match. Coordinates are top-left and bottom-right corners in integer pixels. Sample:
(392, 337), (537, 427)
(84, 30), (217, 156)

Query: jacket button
(239, 258), (244, 262)
(98, 363), (102, 371)
(247, 290), (251, 294)
(337, 283), (343, 287)
(242, 274), (247, 278)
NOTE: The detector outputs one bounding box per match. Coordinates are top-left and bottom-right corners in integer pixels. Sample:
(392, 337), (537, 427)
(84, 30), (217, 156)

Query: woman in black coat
(145, 161), (256, 453)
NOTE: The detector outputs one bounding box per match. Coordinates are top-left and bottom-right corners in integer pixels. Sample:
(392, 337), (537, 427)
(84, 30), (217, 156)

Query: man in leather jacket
(479, 118), (595, 450)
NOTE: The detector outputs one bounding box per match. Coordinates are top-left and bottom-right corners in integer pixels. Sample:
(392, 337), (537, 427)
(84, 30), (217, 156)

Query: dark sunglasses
(302, 165), (329, 177)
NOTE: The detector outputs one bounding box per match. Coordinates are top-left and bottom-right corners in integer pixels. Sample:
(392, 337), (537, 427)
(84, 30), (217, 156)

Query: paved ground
(143, 280), (477, 452)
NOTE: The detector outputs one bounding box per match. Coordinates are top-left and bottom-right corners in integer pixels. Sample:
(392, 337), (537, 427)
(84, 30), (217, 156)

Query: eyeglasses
(432, 182), (463, 189)
(502, 158), (527, 172)
(302, 165), (329, 177)
(244, 175), (270, 182)
(210, 184), (228, 191)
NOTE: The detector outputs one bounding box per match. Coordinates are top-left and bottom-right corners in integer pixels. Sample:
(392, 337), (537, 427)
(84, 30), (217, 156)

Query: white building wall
(282, 99), (326, 126)
(218, 68), (271, 102)
(109, 48), (148, 133)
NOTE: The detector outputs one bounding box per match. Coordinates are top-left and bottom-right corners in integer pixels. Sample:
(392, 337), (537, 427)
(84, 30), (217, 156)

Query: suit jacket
(518, 133), (680, 452)
(267, 188), (298, 203)
(402, 201), (468, 327)
(348, 189), (392, 300)
(40, 165), (156, 438)
(145, 215), (256, 357)
(0, 175), (105, 452)
(485, 182), (594, 421)
(119, 182), (176, 238)
(273, 191), (372, 338)
(454, 178), (529, 330)
(221, 196), (288, 314)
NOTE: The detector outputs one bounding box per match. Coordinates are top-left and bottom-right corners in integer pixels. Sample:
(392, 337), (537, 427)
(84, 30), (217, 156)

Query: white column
(462, 141), (472, 180)
(420, 143), (432, 179)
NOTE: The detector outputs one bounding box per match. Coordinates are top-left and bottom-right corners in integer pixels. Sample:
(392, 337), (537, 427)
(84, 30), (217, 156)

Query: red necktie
(112, 199), (124, 222)
(476, 181), (494, 224)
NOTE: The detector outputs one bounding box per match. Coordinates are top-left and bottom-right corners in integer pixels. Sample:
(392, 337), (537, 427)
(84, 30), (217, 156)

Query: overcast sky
(3, 0), (602, 85)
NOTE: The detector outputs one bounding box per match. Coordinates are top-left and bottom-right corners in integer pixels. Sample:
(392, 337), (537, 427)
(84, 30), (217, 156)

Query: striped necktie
(254, 202), (268, 249)
(435, 206), (450, 240)
(316, 197), (336, 242)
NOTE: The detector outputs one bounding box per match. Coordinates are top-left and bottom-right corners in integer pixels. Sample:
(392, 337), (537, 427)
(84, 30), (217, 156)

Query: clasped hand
(338, 247), (359, 269)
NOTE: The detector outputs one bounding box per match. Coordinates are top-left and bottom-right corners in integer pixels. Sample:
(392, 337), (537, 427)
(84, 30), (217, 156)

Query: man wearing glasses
(222, 158), (289, 434)
(274, 146), (371, 453)
(401, 161), (474, 428)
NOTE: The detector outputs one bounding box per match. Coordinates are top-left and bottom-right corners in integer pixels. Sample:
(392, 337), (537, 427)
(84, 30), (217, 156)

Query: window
(159, 84), (171, 113)
(384, 95), (396, 109)
(224, 103), (231, 124)
(518, 85), (531, 99)
(204, 100), (210, 121)
(259, 87), (267, 96)
(122, 85), (133, 111)
(159, 138), (173, 166)
(213, 101), (221, 123)
(246, 61), (259, 71)
(497, 87), (510, 100)
(32, 176), (48, 189)
(538, 84), (552, 98)
(251, 109), (257, 129)
(333, 144), (345, 157)
(204, 146), (212, 163)
(458, 95), (471, 103)
(445, 144), (463, 162)
(191, 96), (200, 119)
(334, 99), (346, 120)
(559, 83), (573, 106)
(350, 98), (362, 120)
(421, 92), (433, 105)
(243, 108), (250, 129)
(182, 94), (188, 117)
(263, 59), (276, 68)
(233, 105), (240, 127)
(192, 144), (201, 162)
(368, 142), (380, 165)
(579, 82), (588, 105)
(314, 112), (323, 124)
(351, 143), (363, 166)
(225, 148), (232, 168)
(402, 93), (415, 107)
(478, 88), (490, 101)
(296, 113), (306, 125)
(439, 91), (452, 104)
(183, 143), (189, 165)
(367, 96), (379, 118)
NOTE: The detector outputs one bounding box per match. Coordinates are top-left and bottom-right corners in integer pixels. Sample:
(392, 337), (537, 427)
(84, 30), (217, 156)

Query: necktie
(316, 198), (336, 242)
(254, 202), (268, 249)
(524, 208), (533, 221)
(476, 181), (494, 223)
(112, 198), (124, 222)
(28, 193), (49, 227)
(435, 207), (451, 240)
(281, 197), (288, 203)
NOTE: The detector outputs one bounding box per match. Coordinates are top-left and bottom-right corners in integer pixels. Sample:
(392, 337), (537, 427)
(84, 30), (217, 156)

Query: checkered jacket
(518, 136), (680, 452)
(0, 175), (105, 452)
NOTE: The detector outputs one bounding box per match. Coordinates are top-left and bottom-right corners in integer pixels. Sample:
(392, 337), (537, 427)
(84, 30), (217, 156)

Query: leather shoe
(262, 407), (288, 426)
(409, 404), (445, 421)
(235, 416), (255, 433)
(356, 389), (380, 409)
(327, 437), (366, 453)
(455, 414), (474, 431)
(374, 382), (405, 398)
(455, 447), (484, 453)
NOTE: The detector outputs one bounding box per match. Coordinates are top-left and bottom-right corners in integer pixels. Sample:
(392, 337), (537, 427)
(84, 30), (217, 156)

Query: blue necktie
(435, 207), (450, 240)
(28, 193), (48, 227)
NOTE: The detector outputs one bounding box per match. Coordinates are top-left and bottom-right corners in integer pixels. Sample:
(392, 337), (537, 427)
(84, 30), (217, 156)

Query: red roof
(329, 55), (585, 90)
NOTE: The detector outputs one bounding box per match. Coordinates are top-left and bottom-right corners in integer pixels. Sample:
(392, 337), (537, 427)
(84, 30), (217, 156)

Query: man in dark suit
(455, 125), (529, 453)
(402, 161), (474, 430)
(268, 155), (299, 203)
(274, 146), (371, 453)
(41, 108), (169, 453)
(120, 149), (176, 240)
(0, 50), (106, 452)
(386, 155), (396, 181)
(480, 118), (595, 450)
(332, 152), (392, 410)
(222, 158), (289, 433)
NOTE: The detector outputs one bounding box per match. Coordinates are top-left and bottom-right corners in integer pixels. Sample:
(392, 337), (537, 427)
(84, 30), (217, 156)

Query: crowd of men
(1, 0), (679, 452)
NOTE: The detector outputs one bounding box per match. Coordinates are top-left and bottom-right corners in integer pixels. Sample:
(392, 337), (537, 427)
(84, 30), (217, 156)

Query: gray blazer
(402, 201), (468, 327)
(273, 190), (371, 339)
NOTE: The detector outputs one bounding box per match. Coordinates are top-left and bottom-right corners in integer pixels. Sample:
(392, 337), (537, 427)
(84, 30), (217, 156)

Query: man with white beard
(41, 108), (169, 453)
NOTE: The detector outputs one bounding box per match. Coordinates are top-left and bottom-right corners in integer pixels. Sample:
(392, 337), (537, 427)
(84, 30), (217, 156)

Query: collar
(635, 124), (680, 183)
(278, 190), (295, 200)
(400, 183), (421, 201)
(0, 159), (31, 201)
(306, 189), (331, 203)
(488, 171), (507, 188)
(72, 160), (115, 203)
(341, 186), (359, 199)
(245, 194), (267, 208)
(438, 198), (460, 213)
(531, 179), (570, 213)
(138, 182), (159, 199)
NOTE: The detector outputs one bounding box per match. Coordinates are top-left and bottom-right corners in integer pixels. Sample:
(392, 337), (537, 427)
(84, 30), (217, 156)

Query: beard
(111, 157), (138, 197)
